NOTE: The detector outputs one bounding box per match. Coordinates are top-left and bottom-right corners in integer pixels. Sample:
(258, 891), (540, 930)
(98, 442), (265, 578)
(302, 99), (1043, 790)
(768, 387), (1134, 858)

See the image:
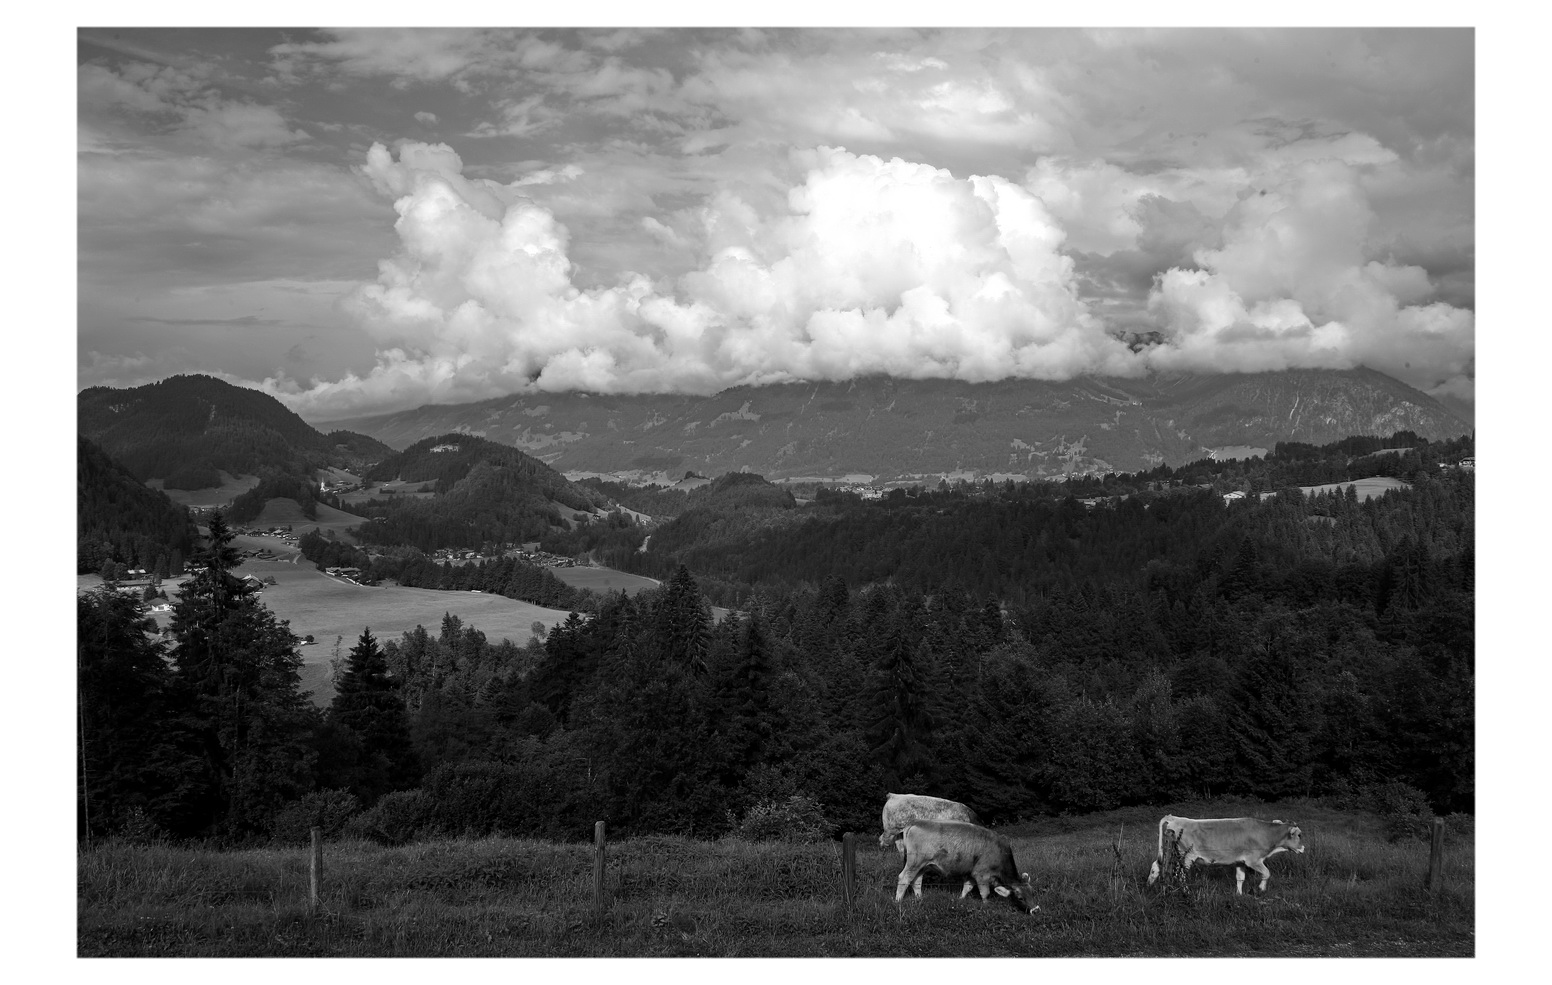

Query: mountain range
(318, 368), (1470, 483)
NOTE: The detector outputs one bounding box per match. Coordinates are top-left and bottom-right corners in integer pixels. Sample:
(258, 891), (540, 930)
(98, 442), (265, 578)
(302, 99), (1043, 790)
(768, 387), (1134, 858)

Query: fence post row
(1425, 817), (1445, 891)
(309, 826), (322, 916)
(841, 832), (857, 908)
(594, 820), (608, 915)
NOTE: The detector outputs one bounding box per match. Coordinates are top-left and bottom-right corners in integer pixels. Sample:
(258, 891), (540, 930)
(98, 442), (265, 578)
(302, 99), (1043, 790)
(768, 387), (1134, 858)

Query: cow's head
(878, 831), (896, 850)
(1280, 824), (1305, 854)
(992, 872), (1039, 914)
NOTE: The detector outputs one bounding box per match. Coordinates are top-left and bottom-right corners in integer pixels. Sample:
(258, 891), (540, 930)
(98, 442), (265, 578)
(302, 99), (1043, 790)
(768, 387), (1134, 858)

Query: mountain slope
(77, 436), (200, 572)
(79, 375), (395, 486)
(320, 368), (1470, 481)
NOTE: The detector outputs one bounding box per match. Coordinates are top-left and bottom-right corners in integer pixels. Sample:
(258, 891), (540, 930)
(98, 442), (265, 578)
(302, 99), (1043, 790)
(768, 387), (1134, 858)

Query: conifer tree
(326, 628), (420, 804)
(168, 510), (318, 838)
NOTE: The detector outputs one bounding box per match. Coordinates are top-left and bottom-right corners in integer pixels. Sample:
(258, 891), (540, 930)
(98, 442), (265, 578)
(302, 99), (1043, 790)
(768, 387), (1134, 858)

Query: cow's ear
(994, 885), (1011, 897)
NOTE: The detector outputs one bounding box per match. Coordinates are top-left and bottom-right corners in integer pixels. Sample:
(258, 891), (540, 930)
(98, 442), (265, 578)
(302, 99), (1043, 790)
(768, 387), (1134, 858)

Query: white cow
(1146, 815), (1306, 894)
(879, 792), (981, 853)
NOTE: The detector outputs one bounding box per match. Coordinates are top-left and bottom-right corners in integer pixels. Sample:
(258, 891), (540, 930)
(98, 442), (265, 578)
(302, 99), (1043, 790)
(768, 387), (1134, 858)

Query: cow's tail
(1147, 815), (1169, 886)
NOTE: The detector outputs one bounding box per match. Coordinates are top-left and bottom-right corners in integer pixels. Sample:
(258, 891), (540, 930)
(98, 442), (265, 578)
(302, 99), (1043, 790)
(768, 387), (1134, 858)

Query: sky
(77, 24), (1476, 422)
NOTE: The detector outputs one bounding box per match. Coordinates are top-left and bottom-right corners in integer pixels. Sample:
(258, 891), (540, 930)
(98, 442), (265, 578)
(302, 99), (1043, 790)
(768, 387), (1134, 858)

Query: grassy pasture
(77, 800), (1471, 957)
(1298, 476), (1412, 501)
(139, 561), (574, 704)
(546, 565), (660, 595)
(251, 499), (367, 544)
(146, 471), (260, 507)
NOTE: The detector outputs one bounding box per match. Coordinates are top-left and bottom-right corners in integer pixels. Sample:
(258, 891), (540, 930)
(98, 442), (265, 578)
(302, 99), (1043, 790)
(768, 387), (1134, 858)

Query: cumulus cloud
(1142, 160), (1474, 388)
(262, 142), (1141, 417)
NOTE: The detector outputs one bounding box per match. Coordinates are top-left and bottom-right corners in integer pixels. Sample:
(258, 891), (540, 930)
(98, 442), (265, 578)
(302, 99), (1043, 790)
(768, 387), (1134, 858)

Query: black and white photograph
(62, 12), (1509, 964)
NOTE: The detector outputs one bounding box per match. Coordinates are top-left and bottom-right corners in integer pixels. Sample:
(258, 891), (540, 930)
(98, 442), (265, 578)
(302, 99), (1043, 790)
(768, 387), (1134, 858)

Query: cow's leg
(1234, 865), (1245, 895)
(959, 881), (975, 899)
(912, 872), (925, 896)
(1246, 859), (1272, 893)
(896, 859), (925, 902)
(975, 875), (995, 903)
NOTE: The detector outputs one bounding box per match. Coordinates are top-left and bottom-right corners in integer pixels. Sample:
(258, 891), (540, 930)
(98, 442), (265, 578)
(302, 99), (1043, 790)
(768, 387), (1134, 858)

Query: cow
(1146, 815), (1306, 895)
(894, 820), (1039, 914)
(879, 792), (981, 854)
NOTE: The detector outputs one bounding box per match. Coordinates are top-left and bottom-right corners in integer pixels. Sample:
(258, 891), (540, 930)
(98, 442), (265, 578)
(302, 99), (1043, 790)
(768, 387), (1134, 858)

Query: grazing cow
(895, 820), (1039, 914)
(879, 792), (981, 853)
(1146, 815), (1305, 895)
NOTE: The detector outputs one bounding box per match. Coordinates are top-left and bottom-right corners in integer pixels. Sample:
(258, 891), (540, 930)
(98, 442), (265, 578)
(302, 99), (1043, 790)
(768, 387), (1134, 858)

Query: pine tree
(168, 510), (319, 838)
(326, 628), (420, 804)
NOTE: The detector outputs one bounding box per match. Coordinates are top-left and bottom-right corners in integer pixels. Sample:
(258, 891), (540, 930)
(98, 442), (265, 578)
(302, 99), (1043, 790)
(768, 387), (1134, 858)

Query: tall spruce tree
(325, 628), (420, 804)
(78, 588), (205, 839)
(168, 510), (318, 838)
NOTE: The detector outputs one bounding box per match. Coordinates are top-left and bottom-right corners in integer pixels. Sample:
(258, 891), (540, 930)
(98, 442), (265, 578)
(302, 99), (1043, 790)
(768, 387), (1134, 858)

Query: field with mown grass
(77, 799), (1471, 957)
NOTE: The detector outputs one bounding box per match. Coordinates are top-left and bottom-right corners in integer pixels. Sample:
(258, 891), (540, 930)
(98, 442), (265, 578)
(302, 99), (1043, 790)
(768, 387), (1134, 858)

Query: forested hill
(77, 436), (199, 573)
(349, 434), (616, 552)
(542, 431), (1474, 607)
(78, 375), (394, 488)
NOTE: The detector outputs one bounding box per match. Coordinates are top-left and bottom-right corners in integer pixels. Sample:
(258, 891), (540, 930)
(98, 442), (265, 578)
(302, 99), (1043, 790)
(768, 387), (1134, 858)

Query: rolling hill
(78, 374), (395, 487)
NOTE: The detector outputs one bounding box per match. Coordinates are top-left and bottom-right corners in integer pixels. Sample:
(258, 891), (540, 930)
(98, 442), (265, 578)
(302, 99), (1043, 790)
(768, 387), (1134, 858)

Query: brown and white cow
(879, 792), (981, 853)
(1146, 815), (1306, 895)
(895, 820), (1039, 914)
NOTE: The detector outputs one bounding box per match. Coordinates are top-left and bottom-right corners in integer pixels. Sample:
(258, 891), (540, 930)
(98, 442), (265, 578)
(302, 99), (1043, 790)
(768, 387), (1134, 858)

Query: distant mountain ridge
(78, 374), (395, 486)
(318, 368), (1470, 482)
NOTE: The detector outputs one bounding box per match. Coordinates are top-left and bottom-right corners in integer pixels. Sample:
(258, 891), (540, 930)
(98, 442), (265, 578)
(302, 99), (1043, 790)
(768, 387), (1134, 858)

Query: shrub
(726, 794), (832, 844)
(270, 789), (361, 845)
(1367, 780), (1436, 842)
(345, 789), (433, 845)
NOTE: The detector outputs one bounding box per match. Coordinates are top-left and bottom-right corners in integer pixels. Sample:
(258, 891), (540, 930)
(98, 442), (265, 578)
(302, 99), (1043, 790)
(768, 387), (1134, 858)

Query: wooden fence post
(841, 832), (857, 908)
(1425, 817), (1445, 891)
(593, 821), (608, 915)
(308, 826), (322, 916)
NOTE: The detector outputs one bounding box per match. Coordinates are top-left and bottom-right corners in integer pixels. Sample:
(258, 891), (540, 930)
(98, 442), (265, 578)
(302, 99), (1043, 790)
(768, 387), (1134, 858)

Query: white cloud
(1142, 160), (1474, 393)
(261, 142), (1142, 417)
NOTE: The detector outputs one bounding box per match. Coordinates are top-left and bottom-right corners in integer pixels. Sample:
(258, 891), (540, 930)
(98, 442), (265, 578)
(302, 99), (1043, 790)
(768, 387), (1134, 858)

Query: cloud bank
(264, 140), (1473, 419)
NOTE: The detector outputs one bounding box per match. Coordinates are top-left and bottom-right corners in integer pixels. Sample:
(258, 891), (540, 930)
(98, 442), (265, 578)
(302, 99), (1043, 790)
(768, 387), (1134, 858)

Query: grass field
(1298, 476), (1412, 501)
(146, 471), (260, 507)
(250, 499), (367, 544)
(76, 799), (1471, 958)
(129, 560), (574, 704)
(547, 565), (660, 595)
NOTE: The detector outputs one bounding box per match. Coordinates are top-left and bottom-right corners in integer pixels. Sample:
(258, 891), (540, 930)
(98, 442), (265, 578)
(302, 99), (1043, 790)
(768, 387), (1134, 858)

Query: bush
(270, 789), (361, 844)
(1367, 781), (1436, 842)
(345, 789), (433, 845)
(726, 794), (832, 844)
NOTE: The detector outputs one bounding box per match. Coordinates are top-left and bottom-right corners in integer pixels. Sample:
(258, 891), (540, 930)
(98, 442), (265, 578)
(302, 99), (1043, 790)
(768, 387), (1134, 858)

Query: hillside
(318, 368), (1470, 481)
(349, 434), (616, 552)
(77, 436), (199, 573)
(78, 375), (395, 486)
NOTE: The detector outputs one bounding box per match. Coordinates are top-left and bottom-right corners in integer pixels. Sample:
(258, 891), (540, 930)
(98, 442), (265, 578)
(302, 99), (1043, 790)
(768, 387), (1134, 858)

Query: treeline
(81, 475), (1470, 847)
(542, 432), (1472, 608)
(296, 529), (597, 611)
(226, 473), (321, 524)
(77, 436), (199, 574)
